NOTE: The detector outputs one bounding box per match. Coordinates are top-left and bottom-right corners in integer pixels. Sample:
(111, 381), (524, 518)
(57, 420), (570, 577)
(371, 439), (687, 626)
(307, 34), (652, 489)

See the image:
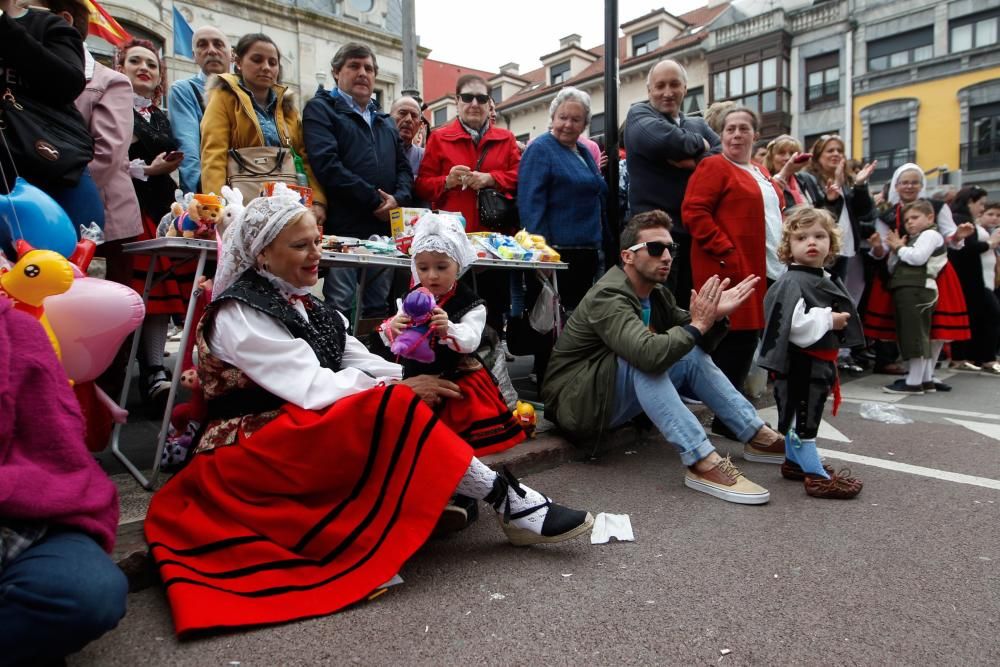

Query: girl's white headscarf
(887, 162), (927, 205)
(409, 213), (478, 281)
(213, 183), (308, 298)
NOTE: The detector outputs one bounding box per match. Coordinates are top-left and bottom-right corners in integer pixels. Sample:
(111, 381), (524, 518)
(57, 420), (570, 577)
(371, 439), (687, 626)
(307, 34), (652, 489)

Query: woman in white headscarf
(862, 163), (975, 388)
(144, 186), (593, 637)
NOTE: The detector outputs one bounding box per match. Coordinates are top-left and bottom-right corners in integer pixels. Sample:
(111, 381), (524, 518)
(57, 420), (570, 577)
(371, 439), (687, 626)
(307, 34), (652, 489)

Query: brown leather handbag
(225, 146), (297, 202)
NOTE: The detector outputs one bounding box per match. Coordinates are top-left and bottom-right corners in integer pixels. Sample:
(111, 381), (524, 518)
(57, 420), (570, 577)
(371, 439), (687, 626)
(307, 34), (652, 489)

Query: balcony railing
(960, 141), (1000, 172)
(867, 149), (916, 183)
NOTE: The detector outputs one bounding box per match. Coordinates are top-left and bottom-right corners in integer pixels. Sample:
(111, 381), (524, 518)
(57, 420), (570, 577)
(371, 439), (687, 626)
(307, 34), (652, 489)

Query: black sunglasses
(458, 93), (490, 105)
(628, 241), (679, 258)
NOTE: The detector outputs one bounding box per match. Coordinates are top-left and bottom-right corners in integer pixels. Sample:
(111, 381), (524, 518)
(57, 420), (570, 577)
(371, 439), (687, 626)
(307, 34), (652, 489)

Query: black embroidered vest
(205, 268), (347, 372)
(400, 282), (485, 378)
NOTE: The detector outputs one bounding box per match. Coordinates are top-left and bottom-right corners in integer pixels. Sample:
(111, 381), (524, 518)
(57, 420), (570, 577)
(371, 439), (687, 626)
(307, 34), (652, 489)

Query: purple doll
(389, 286), (437, 362)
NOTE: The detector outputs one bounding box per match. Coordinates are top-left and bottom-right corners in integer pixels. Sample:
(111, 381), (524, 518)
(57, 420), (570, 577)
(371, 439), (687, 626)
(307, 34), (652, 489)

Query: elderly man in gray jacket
(543, 211), (785, 505)
(625, 59), (720, 309)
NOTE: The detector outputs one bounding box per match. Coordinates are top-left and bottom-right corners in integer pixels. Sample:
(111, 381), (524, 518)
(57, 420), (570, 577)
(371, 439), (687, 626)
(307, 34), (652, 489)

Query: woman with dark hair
(947, 186), (999, 372)
(115, 39), (190, 409)
(200, 33), (325, 220)
(415, 73), (521, 333)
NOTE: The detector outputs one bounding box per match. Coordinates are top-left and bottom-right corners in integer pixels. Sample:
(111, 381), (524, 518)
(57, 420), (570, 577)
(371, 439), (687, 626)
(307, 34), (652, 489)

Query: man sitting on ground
(542, 210), (784, 504)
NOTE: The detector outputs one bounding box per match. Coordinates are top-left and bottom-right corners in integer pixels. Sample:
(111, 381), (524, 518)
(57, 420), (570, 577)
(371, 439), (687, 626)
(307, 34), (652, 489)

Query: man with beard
(542, 210), (781, 505)
(167, 26), (230, 193)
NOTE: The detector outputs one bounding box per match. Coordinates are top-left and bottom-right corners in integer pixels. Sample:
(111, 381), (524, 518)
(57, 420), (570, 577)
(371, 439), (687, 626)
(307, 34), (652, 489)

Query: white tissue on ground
(590, 512), (634, 544)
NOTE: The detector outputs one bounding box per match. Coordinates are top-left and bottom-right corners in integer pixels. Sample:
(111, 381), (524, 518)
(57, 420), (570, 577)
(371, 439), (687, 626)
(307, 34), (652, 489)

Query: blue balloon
(0, 177), (77, 258)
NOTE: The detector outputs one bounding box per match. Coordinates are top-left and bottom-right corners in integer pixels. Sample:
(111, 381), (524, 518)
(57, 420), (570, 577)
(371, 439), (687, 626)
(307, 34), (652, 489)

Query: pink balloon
(45, 273), (145, 383)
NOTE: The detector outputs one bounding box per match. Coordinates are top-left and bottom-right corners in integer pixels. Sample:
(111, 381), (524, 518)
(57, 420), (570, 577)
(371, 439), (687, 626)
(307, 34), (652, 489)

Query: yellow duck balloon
(0, 243), (75, 359)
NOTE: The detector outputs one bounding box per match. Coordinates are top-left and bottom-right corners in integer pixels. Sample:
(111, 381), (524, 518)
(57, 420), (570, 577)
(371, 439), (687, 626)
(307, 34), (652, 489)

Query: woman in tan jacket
(200, 33), (326, 223)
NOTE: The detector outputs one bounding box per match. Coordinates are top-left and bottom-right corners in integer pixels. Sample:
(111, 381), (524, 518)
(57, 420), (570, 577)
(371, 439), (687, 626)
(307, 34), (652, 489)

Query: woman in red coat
(682, 106), (783, 438)
(415, 74), (520, 332)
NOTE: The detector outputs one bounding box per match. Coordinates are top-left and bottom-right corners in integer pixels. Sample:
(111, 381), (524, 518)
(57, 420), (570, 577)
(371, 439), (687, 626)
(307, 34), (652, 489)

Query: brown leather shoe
(743, 426), (785, 464)
(780, 459), (836, 481)
(803, 469), (863, 499)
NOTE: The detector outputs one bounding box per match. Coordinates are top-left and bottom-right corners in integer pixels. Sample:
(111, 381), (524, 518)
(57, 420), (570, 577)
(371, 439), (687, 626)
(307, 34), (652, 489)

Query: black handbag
(0, 88), (94, 188)
(475, 145), (518, 232)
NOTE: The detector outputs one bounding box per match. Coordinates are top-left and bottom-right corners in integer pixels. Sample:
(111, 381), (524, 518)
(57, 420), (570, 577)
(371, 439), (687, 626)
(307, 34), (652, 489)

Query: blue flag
(173, 7), (194, 58)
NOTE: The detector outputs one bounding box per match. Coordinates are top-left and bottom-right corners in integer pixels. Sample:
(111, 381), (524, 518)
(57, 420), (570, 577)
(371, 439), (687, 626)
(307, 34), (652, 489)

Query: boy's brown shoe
(780, 459), (836, 481)
(804, 470), (863, 499)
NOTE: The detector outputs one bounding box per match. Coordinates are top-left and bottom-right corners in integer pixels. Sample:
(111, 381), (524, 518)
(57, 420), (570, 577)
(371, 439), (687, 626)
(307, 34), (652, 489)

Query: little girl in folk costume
(758, 206), (864, 499)
(381, 214), (526, 455)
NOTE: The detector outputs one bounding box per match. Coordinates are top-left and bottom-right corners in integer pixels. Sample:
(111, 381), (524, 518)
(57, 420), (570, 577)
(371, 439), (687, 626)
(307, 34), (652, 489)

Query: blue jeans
(0, 529), (127, 665)
(609, 346), (765, 466)
(322, 265), (394, 321)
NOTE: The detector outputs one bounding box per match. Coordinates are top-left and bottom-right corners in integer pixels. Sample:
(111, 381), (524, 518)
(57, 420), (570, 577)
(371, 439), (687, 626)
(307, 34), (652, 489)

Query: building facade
(852, 0), (1000, 189)
(89, 0), (422, 109)
(487, 4), (734, 145)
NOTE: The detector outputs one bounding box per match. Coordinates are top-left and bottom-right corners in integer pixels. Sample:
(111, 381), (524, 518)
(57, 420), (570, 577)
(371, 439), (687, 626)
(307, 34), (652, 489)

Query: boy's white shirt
(786, 265), (835, 348)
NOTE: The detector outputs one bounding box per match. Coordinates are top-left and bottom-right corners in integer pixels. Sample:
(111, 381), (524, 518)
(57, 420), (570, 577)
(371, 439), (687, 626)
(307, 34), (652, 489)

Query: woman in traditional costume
(144, 184), (593, 636)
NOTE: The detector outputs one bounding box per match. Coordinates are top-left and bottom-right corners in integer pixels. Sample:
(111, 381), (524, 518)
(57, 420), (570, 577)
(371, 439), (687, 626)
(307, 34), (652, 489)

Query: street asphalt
(79, 365), (999, 666)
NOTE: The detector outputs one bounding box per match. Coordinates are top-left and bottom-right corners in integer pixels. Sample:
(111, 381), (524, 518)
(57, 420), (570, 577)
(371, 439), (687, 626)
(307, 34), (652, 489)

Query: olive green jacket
(542, 266), (728, 441)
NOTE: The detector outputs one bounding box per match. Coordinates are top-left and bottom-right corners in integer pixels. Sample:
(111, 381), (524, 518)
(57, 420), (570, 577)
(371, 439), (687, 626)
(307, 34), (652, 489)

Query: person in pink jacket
(39, 0), (143, 287)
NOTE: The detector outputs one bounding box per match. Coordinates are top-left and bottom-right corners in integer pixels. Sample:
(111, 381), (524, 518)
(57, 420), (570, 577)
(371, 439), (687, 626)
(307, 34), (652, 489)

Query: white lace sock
(908, 358), (927, 386)
(455, 458), (551, 534)
(926, 341), (945, 382)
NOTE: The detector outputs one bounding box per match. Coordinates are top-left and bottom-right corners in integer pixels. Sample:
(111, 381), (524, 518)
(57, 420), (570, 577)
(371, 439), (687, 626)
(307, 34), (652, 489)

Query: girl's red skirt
(145, 384), (473, 636)
(862, 262), (970, 342)
(438, 367), (525, 456)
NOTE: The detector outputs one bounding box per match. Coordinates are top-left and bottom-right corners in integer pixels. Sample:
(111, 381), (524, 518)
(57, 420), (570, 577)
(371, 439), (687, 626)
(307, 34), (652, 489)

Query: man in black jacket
(624, 59), (719, 308)
(303, 42), (413, 318)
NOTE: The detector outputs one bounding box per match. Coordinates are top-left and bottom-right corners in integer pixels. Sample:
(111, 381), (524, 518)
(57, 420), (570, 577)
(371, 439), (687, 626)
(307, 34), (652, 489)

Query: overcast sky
(415, 0), (706, 74)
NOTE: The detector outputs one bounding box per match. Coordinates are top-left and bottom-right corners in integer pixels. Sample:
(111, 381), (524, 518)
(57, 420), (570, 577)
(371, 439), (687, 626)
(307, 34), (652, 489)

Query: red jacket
(415, 119), (520, 233)
(681, 154), (784, 331)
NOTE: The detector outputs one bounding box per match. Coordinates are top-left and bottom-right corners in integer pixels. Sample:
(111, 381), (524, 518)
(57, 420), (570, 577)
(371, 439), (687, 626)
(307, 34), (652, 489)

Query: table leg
(353, 266), (367, 332)
(147, 249), (208, 488)
(110, 250), (157, 489)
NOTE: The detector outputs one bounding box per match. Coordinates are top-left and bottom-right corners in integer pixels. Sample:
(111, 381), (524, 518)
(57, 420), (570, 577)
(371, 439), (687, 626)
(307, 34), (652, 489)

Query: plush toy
(162, 368), (207, 469)
(218, 185), (245, 238)
(390, 287), (437, 363)
(166, 193), (224, 239)
(514, 400), (537, 438)
(0, 240), (75, 359)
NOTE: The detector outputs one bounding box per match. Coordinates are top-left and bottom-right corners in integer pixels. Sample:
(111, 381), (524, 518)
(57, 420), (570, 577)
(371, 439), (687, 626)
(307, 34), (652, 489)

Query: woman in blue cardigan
(516, 86), (608, 383)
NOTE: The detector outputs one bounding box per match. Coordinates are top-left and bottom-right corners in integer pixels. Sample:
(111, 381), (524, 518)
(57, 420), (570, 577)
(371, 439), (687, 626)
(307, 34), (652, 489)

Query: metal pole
(401, 0), (419, 97)
(604, 0), (620, 252)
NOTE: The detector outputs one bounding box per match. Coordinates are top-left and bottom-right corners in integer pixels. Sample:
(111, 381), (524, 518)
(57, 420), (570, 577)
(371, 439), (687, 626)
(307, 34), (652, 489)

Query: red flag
(83, 0), (131, 46)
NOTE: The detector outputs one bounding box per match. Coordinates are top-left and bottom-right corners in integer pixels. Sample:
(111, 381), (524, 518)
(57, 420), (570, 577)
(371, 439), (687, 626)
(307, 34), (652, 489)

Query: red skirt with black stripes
(438, 367), (525, 456)
(862, 262), (971, 342)
(145, 384), (473, 636)
(130, 212), (195, 315)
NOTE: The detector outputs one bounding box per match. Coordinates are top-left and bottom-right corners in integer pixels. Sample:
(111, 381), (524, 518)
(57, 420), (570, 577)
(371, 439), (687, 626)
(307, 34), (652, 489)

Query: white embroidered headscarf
(887, 162), (927, 205)
(409, 213), (478, 280)
(213, 183), (308, 298)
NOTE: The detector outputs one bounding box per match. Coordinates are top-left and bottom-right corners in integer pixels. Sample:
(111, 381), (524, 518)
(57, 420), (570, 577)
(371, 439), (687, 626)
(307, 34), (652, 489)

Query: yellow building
(851, 0), (1000, 190)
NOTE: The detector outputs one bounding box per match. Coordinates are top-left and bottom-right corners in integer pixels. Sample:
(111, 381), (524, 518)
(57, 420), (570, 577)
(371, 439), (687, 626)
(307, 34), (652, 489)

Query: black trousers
(774, 350), (835, 440)
(664, 232), (693, 310)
